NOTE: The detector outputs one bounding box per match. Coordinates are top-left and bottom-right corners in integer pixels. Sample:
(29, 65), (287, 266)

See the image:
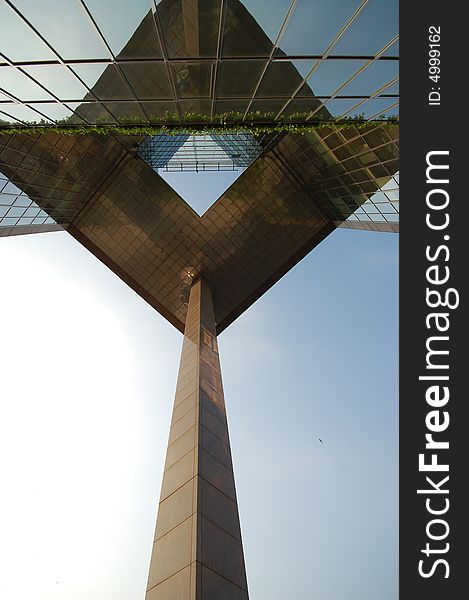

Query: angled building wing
(0, 1), (399, 598)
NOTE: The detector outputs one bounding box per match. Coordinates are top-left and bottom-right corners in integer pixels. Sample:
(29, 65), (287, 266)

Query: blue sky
(0, 181), (398, 600)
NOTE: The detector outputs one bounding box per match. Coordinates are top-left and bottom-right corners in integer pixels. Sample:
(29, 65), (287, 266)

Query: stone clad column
(145, 278), (249, 600)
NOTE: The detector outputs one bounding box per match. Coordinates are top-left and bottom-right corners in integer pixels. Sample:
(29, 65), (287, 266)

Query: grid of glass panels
(138, 134), (189, 168)
(347, 171), (399, 224)
(0, 168), (55, 227)
(138, 132), (263, 171)
(0, 0), (399, 324)
(0, 0), (399, 125)
(268, 121), (399, 225)
(0, 128), (129, 233)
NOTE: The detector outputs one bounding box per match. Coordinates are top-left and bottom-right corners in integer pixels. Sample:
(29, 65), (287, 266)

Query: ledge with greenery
(0, 111), (399, 136)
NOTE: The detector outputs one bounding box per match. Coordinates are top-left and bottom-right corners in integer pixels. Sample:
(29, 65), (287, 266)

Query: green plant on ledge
(0, 111), (399, 136)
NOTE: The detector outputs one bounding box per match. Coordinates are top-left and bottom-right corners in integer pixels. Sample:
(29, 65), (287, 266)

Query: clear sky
(0, 171), (398, 600)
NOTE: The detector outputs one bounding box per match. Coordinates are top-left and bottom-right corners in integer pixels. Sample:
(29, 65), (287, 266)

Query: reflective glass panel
(71, 64), (133, 100)
(102, 102), (148, 123)
(172, 63), (212, 98)
(306, 60), (366, 96)
(324, 98), (363, 118)
(280, 96), (325, 116)
(11, 0), (111, 59)
(71, 102), (117, 123)
(0, 67), (53, 101)
(341, 61), (399, 96)
(218, 61), (266, 97)
(383, 38), (399, 57)
(222, 0), (291, 56)
(22, 65), (89, 101)
(140, 101), (178, 120)
(237, 0), (291, 43)
(0, 108), (18, 123)
(27, 103), (76, 122)
(279, 0), (362, 55)
(290, 60), (317, 79)
(333, 0), (398, 55)
(256, 62), (309, 98)
(0, 168), (57, 228)
(0, 103), (52, 123)
(120, 63), (173, 99)
(0, 2), (55, 62)
(213, 100), (249, 115)
(84, 0), (162, 58)
(341, 98), (399, 119)
(158, 0), (221, 59)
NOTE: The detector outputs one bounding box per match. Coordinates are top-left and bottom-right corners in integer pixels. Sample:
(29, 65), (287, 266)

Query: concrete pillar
(146, 277), (249, 600)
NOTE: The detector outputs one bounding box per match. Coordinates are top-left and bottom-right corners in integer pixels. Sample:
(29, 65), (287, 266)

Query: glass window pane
(280, 96), (326, 117)
(307, 60), (367, 97)
(140, 101), (178, 121)
(12, 0), (111, 60)
(178, 100), (212, 115)
(0, 103), (52, 123)
(69, 63), (107, 89)
(0, 107), (20, 123)
(23, 208), (42, 219)
(376, 202), (396, 214)
(279, 0), (361, 55)
(27, 103), (75, 122)
(257, 62), (309, 98)
(71, 64), (133, 100)
(222, 0), (290, 57)
(333, 0), (398, 55)
(5, 206), (26, 218)
(85, 0), (162, 58)
(1, 217), (19, 226)
(344, 98), (399, 119)
(14, 196), (33, 208)
(341, 61), (399, 96)
(218, 60), (266, 97)
(71, 102), (117, 124)
(172, 63), (212, 98)
(120, 63), (173, 100)
(250, 98), (289, 115)
(22, 65), (89, 101)
(290, 60), (317, 79)
(102, 102), (148, 123)
(0, 2), (55, 62)
(1, 195), (14, 207)
(383, 38), (399, 57)
(369, 213), (387, 222)
(383, 81), (399, 96)
(0, 67), (53, 101)
(213, 100), (249, 115)
(16, 217), (35, 225)
(324, 98), (362, 118)
(2, 182), (21, 195)
(158, 0), (221, 59)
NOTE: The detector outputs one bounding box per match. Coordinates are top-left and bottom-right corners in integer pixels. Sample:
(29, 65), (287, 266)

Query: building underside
(0, 1), (399, 598)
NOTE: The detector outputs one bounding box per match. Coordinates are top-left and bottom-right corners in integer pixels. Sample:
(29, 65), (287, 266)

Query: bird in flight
(318, 438), (323, 443)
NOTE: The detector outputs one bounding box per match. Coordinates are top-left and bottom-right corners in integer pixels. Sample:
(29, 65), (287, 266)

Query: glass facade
(138, 132), (263, 172)
(347, 171), (399, 225)
(0, 0), (398, 124)
(0, 169), (55, 227)
(0, 0), (399, 326)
